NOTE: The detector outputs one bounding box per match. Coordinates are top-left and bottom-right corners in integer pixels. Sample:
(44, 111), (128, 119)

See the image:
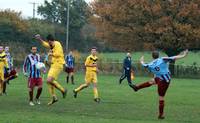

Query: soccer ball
(36, 62), (45, 70)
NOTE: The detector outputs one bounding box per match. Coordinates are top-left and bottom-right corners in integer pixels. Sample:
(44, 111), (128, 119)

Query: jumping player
(35, 34), (67, 105)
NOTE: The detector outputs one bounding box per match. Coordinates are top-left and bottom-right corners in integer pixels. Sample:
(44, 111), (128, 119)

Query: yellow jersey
(42, 41), (65, 67)
(0, 52), (8, 70)
(85, 54), (98, 72)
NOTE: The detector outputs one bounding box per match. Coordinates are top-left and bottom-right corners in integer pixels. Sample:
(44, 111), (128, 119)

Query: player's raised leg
(134, 80), (156, 92)
(47, 76), (66, 105)
(73, 83), (89, 98)
(47, 84), (58, 105)
(46, 67), (67, 98)
(53, 80), (66, 97)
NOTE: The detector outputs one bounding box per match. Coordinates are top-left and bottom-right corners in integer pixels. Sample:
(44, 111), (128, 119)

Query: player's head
(46, 34), (55, 47)
(152, 51), (159, 59)
(91, 47), (97, 56)
(0, 46), (3, 53)
(68, 50), (73, 55)
(127, 52), (131, 58)
(5, 46), (9, 52)
(31, 46), (37, 55)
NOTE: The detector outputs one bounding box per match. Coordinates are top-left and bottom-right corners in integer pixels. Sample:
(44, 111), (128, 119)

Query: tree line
(0, 0), (102, 52)
(0, 0), (200, 54)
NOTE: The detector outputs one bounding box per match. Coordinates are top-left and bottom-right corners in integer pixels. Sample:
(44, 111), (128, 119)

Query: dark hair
(152, 51), (159, 59)
(31, 46), (37, 49)
(46, 34), (54, 41)
(91, 47), (97, 50)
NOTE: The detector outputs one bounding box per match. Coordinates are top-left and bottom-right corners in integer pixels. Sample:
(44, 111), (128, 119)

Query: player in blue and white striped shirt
(133, 50), (188, 119)
(23, 46), (43, 106)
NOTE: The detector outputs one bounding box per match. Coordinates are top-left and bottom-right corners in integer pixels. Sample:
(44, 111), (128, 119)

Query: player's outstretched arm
(140, 56), (149, 68)
(34, 34), (50, 48)
(173, 49), (189, 60)
(140, 56), (145, 64)
(34, 34), (44, 42)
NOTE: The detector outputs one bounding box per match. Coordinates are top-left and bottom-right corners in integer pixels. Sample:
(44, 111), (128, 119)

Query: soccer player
(119, 53), (136, 90)
(65, 51), (75, 84)
(133, 50), (188, 119)
(0, 46), (8, 95)
(35, 34), (67, 105)
(3, 46), (18, 95)
(73, 47), (100, 103)
(23, 46), (43, 106)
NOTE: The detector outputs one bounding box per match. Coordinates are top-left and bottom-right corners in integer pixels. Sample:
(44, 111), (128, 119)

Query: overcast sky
(0, 0), (93, 18)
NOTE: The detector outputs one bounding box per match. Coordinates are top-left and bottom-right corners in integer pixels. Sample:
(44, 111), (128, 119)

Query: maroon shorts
(155, 77), (170, 97)
(28, 78), (43, 89)
(65, 67), (74, 73)
(4, 69), (17, 78)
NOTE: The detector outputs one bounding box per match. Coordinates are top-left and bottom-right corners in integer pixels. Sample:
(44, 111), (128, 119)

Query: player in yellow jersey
(0, 46), (8, 95)
(73, 47), (100, 103)
(35, 34), (67, 105)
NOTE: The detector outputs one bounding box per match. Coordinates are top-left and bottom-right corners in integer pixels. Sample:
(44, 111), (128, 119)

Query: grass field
(0, 73), (199, 123)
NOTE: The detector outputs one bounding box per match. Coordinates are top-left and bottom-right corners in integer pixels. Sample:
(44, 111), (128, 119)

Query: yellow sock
(75, 84), (88, 92)
(93, 87), (99, 99)
(53, 80), (65, 92)
(48, 84), (56, 97)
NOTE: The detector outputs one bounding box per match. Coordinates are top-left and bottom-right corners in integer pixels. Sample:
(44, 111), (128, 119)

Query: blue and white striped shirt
(23, 54), (41, 78)
(5, 52), (13, 69)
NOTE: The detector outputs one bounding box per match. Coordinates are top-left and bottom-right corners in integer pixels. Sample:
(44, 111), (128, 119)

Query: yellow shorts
(0, 71), (4, 81)
(85, 71), (97, 84)
(48, 65), (63, 80)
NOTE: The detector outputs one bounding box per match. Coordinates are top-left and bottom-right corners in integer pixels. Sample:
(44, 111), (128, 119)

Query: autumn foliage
(90, 0), (200, 56)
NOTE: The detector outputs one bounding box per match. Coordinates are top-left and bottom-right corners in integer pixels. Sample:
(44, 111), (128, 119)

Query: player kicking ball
(133, 50), (188, 119)
(35, 34), (67, 105)
(73, 47), (100, 103)
(23, 46), (44, 106)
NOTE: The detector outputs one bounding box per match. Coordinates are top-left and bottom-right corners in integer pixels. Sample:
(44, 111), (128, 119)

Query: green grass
(97, 51), (200, 66)
(0, 73), (199, 123)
